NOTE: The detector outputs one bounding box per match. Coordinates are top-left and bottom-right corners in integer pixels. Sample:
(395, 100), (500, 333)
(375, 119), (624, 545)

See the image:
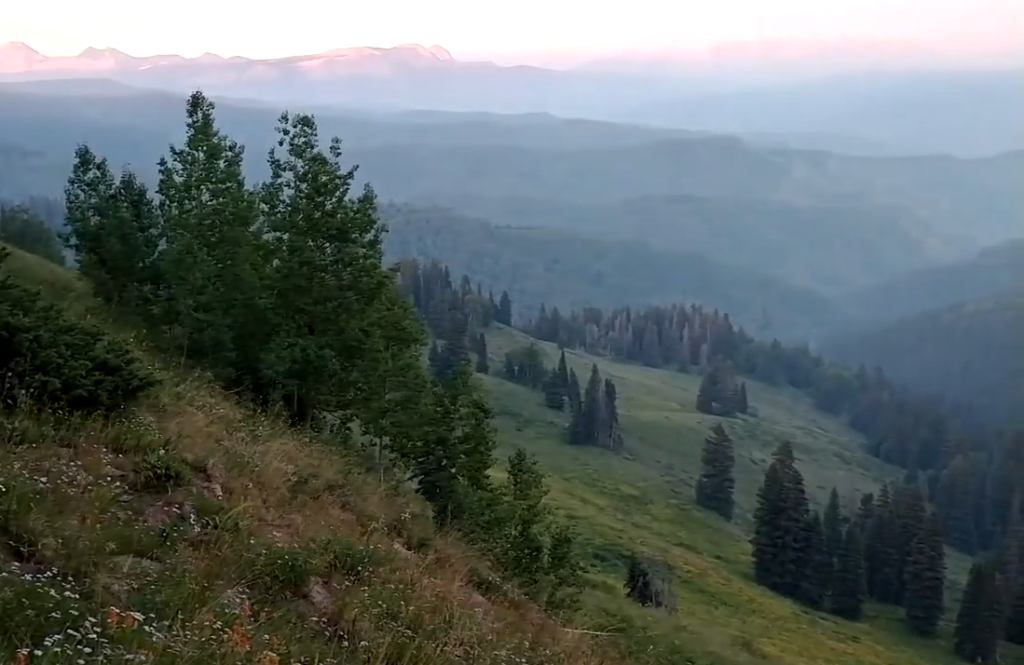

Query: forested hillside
(824, 290), (1024, 426)
(833, 239), (1024, 332)
(379, 202), (838, 333)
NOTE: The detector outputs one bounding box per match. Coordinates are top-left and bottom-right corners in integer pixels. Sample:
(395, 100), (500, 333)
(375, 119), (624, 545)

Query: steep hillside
(478, 324), (988, 665)
(380, 203), (839, 336)
(0, 244), (617, 665)
(833, 239), (1024, 333)
(823, 290), (1024, 425)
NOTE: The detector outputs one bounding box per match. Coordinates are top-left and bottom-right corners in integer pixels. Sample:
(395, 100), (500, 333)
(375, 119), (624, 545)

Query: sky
(2, 0), (1023, 64)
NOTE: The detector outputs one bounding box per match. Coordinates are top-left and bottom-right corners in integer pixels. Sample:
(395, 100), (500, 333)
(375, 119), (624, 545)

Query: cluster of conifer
(56, 92), (584, 618)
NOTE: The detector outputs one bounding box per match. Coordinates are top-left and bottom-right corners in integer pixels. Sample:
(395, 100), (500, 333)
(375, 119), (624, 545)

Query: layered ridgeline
(5, 90), (1024, 665)
(3, 81), (1023, 301)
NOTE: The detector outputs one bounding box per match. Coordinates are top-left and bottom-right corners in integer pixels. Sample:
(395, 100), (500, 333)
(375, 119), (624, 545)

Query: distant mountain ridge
(0, 41), (457, 75)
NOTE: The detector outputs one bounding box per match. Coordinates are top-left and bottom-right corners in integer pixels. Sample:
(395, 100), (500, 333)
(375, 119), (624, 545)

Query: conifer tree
(954, 561), (1003, 664)
(737, 381), (749, 415)
(474, 332), (490, 374)
(556, 349), (569, 392)
(904, 510), (946, 637)
(830, 525), (867, 621)
(798, 511), (830, 610)
(580, 363), (607, 447)
(603, 378), (624, 451)
(543, 368), (565, 411)
(751, 441), (809, 597)
(695, 368), (716, 414)
(823, 487), (844, 589)
(695, 423), (736, 521)
(496, 290), (513, 325)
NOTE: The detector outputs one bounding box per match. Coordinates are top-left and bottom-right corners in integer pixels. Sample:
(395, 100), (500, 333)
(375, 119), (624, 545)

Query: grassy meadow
(482, 324), (999, 665)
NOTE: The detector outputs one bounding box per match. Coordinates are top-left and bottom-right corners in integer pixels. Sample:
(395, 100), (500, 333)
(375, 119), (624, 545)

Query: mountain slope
(823, 289), (1024, 425)
(480, 324), (980, 665)
(0, 244), (615, 665)
(834, 239), (1024, 332)
(381, 202), (839, 335)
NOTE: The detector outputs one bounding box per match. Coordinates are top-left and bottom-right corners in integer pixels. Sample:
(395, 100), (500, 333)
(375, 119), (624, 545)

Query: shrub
(0, 247), (156, 413)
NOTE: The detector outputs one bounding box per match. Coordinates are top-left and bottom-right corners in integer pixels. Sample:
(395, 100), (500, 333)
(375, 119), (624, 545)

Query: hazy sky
(2, 0), (1023, 62)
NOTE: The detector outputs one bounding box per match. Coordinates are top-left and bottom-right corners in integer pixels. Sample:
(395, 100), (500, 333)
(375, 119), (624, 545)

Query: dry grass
(0, 367), (623, 665)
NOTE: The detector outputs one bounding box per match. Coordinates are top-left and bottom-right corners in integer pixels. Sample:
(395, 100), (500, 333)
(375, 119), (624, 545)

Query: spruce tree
(579, 364), (607, 448)
(695, 369), (716, 414)
(798, 511), (830, 610)
(904, 511), (946, 637)
(737, 381), (749, 414)
(695, 423), (736, 521)
(830, 525), (867, 621)
(556, 349), (569, 392)
(822, 487), (844, 589)
(751, 441), (807, 596)
(474, 332), (489, 374)
(1005, 584), (1024, 644)
(954, 561), (1003, 664)
(543, 368), (565, 411)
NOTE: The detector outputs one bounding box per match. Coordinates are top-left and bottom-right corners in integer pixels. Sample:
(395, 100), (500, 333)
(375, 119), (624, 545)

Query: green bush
(0, 247), (156, 413)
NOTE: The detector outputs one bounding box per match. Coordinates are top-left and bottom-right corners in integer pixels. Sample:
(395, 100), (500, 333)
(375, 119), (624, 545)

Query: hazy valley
(2, 36), (1024, 665)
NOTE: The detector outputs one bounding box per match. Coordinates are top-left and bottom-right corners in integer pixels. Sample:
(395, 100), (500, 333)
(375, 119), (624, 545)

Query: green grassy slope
(0, 247), (619, 665)
(479, 324), (995, 665)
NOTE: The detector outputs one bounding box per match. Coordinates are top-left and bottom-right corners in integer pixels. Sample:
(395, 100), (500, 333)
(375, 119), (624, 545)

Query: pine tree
(543, 368), (565, 411)
(751, 441), (808, 596)
(695, 423), (736, 521)
(474, 332), (490, 374)
(904, 511), (946, 637)
(695, 369), (716, 414)
(737, 381), (749, 414)
(579, 364), (607, 448)
(496, 291), (513, 326)
(954, 561), (1003, 664)
(830, 525), (867, 621)
(556, 349), (569, 392)
(823, 487), (844, 590)
(603, 378), (624, 451)
(798, 511), (830, 610)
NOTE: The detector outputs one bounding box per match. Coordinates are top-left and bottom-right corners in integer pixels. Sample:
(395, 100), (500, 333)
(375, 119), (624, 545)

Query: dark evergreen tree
(473, 332), (490, 374)
(543, 368), (565, 411)
(603, 378), (624, 452)
(695, 423), (736, 521)
(695, 368), (717, 414)
(556, 349), (570, 392)
(829, 525), (867, 621)
(954, 561), (1003, 664)
(822, 487), (844, 590)
(798, 511), (830, 610)
(904, 510), (946, 637)
(496, 290), (513, 326)
(737, 381), (749, 415)
(751, 441), (809, 598)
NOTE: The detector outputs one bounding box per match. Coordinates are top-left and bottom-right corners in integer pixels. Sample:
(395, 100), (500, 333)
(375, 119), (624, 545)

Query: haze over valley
(2, 5), (1024, 664)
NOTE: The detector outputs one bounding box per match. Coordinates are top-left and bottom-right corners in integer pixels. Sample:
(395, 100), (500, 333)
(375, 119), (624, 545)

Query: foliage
(57, 92), (587, 630)
(695, 423), (736, 521)
(0, 203), (64, 265)
(0, 247), (155, 413)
